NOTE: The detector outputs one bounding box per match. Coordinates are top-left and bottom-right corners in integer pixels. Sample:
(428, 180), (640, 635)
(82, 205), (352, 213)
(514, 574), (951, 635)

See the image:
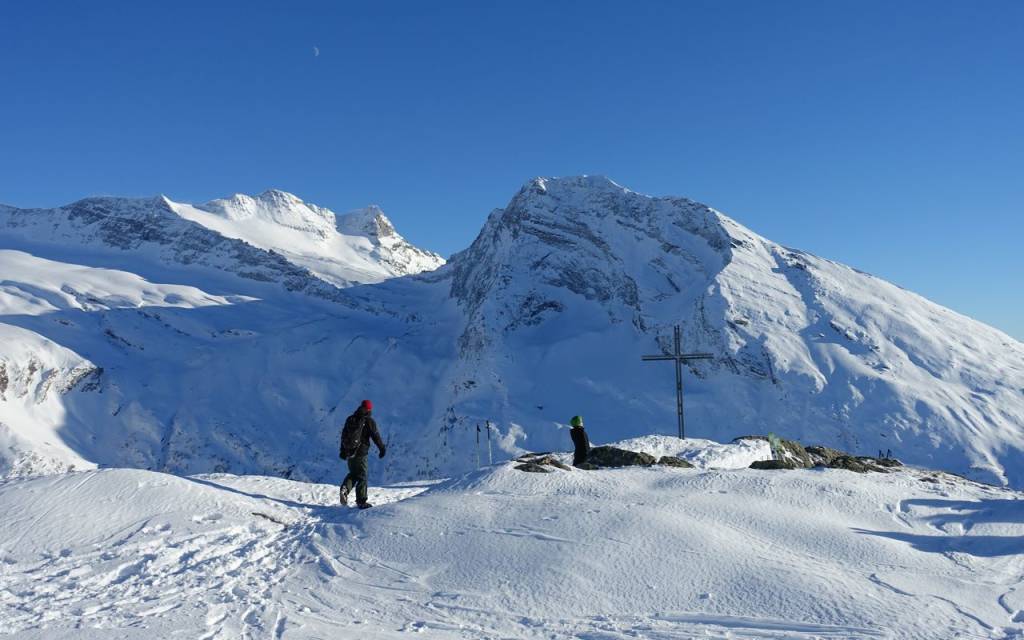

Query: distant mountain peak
(256, 188), (303, 202)
(526, 174), (626, 193)
(197, 190), (334, 232)
(174, 191), (444, 285)
(336, 205), (397, 240)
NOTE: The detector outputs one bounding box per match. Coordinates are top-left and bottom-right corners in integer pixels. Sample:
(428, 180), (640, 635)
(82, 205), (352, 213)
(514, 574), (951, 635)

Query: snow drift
(1, 443), (1022, 638)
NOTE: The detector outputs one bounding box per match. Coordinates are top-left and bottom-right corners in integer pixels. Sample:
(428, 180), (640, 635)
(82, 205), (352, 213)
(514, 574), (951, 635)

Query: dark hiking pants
(341, 454), (370, 505)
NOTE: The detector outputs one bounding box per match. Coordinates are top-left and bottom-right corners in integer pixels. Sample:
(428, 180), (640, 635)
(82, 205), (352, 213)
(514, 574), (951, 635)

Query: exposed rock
(743, 436), (904, 475)
(742, 436), (903, 475)
(773, 438), (813, 468)
(588, 446), (656, 468)
(515, 463), (553, 473)
(806, 446), (845, 467)
(536, 456), (571, 471)
(750, 459), (798, 470)
(829, 456), (876, 473)
(574, 462), (599, 471)
(657, 456), (694, 468)
(737, 435), (813, 468)
(828, 456), (894, 473)
(514, 453), (571, 472)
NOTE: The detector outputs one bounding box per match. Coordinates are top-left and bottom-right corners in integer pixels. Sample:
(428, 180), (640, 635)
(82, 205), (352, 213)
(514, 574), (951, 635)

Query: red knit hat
(361, 399), (373, 412)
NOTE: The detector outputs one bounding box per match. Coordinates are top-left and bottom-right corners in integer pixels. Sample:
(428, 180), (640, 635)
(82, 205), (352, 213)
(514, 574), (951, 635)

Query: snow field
(1, 451), (1021, 639)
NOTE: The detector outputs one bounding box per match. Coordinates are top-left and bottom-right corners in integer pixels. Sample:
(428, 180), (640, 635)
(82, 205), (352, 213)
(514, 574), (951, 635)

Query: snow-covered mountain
(170, 190), (445, 286)
(1, 177), (1022, 486)
(441, 176), (1024, 484)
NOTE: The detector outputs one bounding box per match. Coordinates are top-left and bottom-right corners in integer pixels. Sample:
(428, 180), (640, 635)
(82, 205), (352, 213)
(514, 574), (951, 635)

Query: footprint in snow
(192, 513), (224, 524)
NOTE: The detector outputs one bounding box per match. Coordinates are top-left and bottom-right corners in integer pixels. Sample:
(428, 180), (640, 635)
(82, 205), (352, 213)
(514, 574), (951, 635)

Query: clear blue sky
(1, 1), (1021, 339)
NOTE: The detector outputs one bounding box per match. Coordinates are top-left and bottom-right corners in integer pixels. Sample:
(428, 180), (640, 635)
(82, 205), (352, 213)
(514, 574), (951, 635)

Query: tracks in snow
(0, 475), (431, 638)
(0, 514), (296, 638)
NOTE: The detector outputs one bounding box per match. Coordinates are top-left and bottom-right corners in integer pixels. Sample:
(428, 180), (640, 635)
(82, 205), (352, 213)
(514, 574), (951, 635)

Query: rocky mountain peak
(336, 205), (398, 241)
(449, 176), (736, 334)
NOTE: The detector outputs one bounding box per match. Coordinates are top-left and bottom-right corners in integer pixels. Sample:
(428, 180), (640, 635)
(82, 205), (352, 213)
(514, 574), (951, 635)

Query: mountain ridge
(0, 176), (1022, 487)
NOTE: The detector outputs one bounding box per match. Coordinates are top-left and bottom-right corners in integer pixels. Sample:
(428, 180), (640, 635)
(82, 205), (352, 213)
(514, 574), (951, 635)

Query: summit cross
(641, 325), (713, 439)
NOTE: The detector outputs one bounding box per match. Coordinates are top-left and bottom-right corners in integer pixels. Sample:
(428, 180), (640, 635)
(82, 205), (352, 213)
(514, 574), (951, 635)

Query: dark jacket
(570, 426), (590, 466)
(342, 407), (385, 458)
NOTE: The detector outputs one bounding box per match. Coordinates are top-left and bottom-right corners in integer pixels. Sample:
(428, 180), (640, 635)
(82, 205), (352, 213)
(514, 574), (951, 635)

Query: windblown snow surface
(0, 176), (1021, 489)
(1, 437), (1022, 639)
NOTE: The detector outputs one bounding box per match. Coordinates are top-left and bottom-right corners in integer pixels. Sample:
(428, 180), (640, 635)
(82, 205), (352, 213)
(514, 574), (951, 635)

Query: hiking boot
(356, 502), (373, 510)
(340, 486), (350, 506)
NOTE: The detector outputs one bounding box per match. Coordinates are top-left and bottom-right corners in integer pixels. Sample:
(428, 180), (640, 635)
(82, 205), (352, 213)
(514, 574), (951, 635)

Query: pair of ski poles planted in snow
(476, 421), (494, 468)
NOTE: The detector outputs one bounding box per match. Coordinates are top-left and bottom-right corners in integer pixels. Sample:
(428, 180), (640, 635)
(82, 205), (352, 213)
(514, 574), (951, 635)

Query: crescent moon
(313, 47), (320, 57)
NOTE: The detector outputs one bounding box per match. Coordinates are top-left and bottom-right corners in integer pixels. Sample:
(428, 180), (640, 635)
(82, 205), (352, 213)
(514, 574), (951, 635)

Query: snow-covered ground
(2, 437), (1021, 639)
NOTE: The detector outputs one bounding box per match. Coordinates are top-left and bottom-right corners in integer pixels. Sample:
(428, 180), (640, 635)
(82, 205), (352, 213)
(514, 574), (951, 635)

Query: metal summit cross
(641, 325), (713, 439)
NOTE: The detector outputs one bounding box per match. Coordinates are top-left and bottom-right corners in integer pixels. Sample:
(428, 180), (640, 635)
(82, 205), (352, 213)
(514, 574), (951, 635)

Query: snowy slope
(0, 249), (247, 477)
(0, 176), (1022, 488)
(169, 190), (445, 287)
(0, 196), (353, 304)
(2, 448), (1022, 638)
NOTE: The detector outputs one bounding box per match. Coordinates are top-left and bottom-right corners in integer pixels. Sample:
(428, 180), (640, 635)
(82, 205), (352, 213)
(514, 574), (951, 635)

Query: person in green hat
(569, 415), (590, 467)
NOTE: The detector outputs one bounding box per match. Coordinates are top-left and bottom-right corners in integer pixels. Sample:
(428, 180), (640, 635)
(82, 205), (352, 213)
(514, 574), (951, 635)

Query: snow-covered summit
(335, 204), (396, 238)
(172, 190), (445, 286)
(196, 189), (337, 237)
(335, 205), (447, 277)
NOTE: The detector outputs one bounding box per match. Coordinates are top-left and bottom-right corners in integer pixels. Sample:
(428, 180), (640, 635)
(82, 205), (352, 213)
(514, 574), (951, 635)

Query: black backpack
(340, 413), (365, 458)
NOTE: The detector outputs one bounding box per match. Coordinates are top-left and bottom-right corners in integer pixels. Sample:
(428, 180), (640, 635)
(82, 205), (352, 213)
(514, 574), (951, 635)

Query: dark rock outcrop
(588, 446), (656, 468)
(514, 453), (572, 472)
(657, 456), (694, 468)
(744, 435), (904, 474)
(750, 459), (798, 470)
(735, 435), (813, 468)
(515, 462), (553, 473)
(806, 446), (845, 466)
(828, 455), (902, 473)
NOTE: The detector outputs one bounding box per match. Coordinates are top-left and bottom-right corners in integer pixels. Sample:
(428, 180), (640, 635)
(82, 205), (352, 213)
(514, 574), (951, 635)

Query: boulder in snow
(588, 446), (656, 468)
(515, 462), (554, 473)
(749, 459), (799, 470)
(514, 453), (571, 472)
(657, 456), (694, 468)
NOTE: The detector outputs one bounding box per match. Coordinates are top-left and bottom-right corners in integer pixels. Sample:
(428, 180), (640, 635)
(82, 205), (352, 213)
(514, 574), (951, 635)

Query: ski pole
(486, 420), (493, 466)
(476, 423), (481, 468)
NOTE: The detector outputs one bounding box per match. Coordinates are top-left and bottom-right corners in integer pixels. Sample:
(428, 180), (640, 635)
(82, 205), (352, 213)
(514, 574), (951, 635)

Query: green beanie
(570, 415), (584, 427)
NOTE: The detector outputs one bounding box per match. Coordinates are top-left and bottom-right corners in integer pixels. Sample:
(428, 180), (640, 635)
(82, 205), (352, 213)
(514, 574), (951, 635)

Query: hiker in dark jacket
(569, 415), (590, 467)
(340, 399), (386, 509)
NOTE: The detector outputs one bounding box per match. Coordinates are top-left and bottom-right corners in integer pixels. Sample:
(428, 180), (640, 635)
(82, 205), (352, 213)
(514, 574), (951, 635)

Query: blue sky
(1, 1), (1021, 339)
